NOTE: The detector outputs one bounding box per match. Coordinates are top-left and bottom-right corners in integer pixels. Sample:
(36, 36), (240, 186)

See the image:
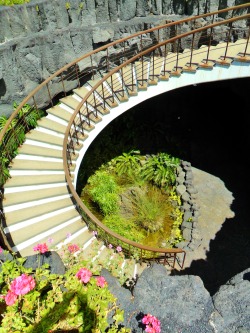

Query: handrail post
(110, 75), (115, 104)
(223, 22), (233, 60)
(46, 83), (53, 107)
(175, 39), (180, 71)
(90, 55), (95, 80)
(189, 32), (195, 67)
(76, 65), (81, 87)
(243, 25), (250, 57)
(181, 252), (186, 269)
(106, 48), (110, 72)
(173, 253), (176, 269)
(60, 73), (67, 96)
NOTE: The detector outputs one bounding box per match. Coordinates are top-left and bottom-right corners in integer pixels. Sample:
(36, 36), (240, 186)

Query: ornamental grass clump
(0, 244), (131, 333)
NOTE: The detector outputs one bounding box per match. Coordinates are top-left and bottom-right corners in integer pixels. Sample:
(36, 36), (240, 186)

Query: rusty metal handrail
(0, 3), (250, 266)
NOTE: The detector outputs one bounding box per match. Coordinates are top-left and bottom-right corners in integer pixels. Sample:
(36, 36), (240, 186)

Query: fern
(113, 150), (141, 176)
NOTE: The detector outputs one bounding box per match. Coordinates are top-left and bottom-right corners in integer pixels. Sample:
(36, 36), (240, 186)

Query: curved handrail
(62, 11), (250, 263)
(0, 3), (250, 264)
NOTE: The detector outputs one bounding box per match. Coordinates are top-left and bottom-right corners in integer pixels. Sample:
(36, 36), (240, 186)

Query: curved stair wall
(0, 4), (250, 277)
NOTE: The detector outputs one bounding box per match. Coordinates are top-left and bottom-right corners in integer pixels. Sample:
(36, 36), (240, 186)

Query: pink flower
(108, 244), (113, 249)
(33, 243), (48, 254)
(93, 231), (98, 236)
(66, 233), (72, 238)
(10, 274), (35, 296)
(48, 237), (54, 244)
(68, 244), (80, 253)
(0, 246), (3, 254)
(142, 314), (161, 333)
(96, 276), (107, 288)
(116, 246), (122, 252)
(76, 268), (92, 284)
(5, 290), (18, 306)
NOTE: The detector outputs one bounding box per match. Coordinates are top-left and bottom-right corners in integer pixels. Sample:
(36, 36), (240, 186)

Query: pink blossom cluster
(68, 244), (80, 253)
(3, 274), (36, 306)
(142, 314), (161, 333)
(75, 268), (107, 288)
(33, 243), (49, 254)
(96, 276), (107, 288)
(116, 246), (122, 252)
(76, 268), (92, 283)
(108, 244), (122, 252)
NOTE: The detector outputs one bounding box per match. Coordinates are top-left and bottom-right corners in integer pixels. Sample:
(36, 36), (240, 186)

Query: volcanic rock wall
(0, 0), (247, 116)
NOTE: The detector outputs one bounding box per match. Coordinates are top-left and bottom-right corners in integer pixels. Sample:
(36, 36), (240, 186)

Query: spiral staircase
(0, 4), (250, 280)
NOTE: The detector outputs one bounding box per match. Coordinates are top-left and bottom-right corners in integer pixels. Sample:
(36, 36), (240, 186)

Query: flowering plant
(142, 314), (161, 333)
(33, 243), (48, 253)
(0, 246), (130, 333)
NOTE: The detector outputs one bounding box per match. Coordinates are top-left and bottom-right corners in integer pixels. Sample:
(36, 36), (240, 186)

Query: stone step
(25, 128), (64, 146)
(122, 64), (138, 96)
(3, 184), (70, 206)
(149, 56), (164, 84)
(8, 212), (83, 246)
(4, 205), (78, 234)
(106, 73), (129, 102)
(47, 105), (74, 122)
(5, 196), (75, 225)
(4, 174), (66, 188)
(37, 116), (67, 134)
(87, 79), (118, 109)
(17, 143), (63, 159)
(14, 219), (88, 257)
(135, 60), (150, 90)
(9, 158), (67, 171)
(72, 87), (109, 117)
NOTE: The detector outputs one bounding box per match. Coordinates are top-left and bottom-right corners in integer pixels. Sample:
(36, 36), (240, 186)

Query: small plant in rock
(0, 0), (30, 5)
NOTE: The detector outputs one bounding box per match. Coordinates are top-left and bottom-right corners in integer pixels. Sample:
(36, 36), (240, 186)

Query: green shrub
(103, 214), (145, 243)
(0, 0), (30, 6)
(87, 170), (120, 216)
(112, 150), (141, 176)
(141, 152), (180, 189)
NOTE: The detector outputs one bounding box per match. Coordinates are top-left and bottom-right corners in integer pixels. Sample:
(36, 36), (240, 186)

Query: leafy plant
(0, 153), (11, 186)
(141, 152), (180, 189)
(113, 150), (141, 176)
(0, 247), (131, 333)
(65, 1), (70, 10)
(0, 102), (44, 186)
(0, 116), (17, 131)
(87, 170), (120, 216)
(13, 102), (43, 129)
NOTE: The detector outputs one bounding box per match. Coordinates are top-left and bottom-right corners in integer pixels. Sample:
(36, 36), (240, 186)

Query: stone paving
(182, 166), (235, 269)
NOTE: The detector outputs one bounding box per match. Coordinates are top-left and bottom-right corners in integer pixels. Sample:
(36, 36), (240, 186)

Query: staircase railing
(0, 4), (250, 266)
